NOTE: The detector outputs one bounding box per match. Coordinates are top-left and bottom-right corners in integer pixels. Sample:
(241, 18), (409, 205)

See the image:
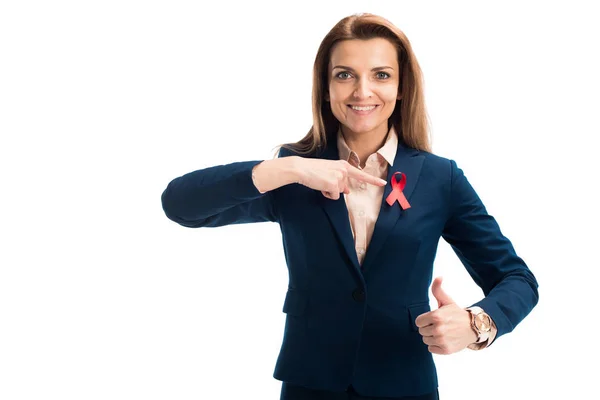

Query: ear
(324, 92), (330, 102)
(397, 93), (403, 100)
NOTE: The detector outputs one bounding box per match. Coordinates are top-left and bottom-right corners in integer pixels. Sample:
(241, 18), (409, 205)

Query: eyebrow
(332, 65), (394, 72)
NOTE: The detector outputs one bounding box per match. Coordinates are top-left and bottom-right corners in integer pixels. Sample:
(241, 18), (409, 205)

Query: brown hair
(277, 13), (431, 156)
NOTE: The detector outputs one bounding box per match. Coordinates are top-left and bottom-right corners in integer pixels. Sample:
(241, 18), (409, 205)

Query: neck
(341, 123), (389, 166)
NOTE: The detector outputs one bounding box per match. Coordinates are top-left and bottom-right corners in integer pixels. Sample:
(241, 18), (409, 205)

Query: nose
(353, 77), (373, 99)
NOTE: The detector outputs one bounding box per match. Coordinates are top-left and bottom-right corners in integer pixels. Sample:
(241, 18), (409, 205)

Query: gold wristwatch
(466, 306), (492, 343)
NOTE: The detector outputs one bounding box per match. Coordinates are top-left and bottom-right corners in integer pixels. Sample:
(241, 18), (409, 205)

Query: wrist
(288, 156), (305, 185)
(466, 306), (492, 344)
(252, 156), (301, 193)
(464, 310), (479, 344)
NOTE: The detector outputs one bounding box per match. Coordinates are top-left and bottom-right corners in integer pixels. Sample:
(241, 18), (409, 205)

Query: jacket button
(352, 288), (365, 302)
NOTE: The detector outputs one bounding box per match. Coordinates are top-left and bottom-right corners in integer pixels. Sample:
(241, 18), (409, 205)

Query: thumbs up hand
(414, 277), (478, 355)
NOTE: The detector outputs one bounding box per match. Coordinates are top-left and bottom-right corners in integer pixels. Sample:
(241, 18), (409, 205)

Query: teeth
(351, 105), (376, 111)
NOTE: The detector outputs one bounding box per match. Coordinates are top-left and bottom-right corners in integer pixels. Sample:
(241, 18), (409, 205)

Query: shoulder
(415, 149), (456, 177)
(276, 144), (321, 159)
(411, 149), (473, 192)
(277, 146), (296, 158)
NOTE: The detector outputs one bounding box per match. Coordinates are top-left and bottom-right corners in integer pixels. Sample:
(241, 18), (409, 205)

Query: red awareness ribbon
(385, 172), (411, 209)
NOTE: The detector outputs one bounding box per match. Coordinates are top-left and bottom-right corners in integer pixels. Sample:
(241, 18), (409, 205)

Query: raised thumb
(431, 276), (455, 308)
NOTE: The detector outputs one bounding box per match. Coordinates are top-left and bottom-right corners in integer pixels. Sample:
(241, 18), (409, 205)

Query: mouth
(347, 104), (379, 115)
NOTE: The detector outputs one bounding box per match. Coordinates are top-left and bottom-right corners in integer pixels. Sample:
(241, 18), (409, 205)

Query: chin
(346, 121), (382, 135)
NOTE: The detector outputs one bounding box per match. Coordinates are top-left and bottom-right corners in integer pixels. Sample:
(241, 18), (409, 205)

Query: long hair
(278, 13), (431, 156)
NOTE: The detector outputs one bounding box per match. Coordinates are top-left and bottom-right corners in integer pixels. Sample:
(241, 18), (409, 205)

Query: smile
(347, 104), (379, 115)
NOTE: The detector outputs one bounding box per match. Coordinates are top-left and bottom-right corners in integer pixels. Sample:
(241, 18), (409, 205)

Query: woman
(161, 13), (539, 400)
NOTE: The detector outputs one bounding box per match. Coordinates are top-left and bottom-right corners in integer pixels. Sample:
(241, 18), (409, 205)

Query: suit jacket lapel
(318, 135), (425, 274)
(361, 143), (424, 271)
(318, 139), (362, 272)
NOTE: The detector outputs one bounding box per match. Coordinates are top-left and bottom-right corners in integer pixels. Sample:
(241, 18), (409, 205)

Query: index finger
(347, 167), (387, 186)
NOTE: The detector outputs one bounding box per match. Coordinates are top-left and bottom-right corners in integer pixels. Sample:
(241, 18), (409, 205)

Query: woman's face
(326, 38), (401, 138)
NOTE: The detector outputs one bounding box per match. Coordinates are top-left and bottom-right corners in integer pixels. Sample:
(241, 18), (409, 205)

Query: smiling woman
(326, 38), (403, 165)
(278, 13), (431, 163)
(161, 12), (539, 400)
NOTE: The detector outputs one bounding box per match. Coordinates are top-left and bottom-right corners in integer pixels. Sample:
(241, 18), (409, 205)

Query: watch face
(475, 314), (492, 332)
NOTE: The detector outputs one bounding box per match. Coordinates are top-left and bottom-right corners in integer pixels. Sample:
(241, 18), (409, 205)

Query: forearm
(161, 160), (276, 226)
(472, 270), (539, 339)
(252, 156), (301, 193)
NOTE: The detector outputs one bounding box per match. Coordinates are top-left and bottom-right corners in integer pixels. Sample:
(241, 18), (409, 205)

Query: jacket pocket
(407, 302), (431, 331)
(282, 288), (308, 316)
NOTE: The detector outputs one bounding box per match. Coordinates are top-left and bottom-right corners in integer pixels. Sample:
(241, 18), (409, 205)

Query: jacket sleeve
(161, 158), (279, 228)
(441, 159), (539, 345)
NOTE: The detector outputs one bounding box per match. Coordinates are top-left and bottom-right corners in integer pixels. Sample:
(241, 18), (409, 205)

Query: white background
(1, 1), (599, 399)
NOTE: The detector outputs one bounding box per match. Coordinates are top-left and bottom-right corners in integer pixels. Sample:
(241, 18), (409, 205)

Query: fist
(414, 277), (478, 355)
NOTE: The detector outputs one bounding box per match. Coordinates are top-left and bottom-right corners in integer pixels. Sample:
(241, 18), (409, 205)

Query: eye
(336, 72), (352, 80)
(376, 72), (391, 79)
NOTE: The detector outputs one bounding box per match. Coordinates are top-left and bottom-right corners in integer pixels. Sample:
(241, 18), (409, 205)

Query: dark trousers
(280, 382), (439, 400)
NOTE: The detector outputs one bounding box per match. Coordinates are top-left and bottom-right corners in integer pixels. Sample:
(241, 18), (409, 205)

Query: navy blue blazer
(161, 138), (539, 397)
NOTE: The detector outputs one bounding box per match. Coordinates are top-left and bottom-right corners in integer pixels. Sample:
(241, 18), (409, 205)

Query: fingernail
(379, 179), (387, 185)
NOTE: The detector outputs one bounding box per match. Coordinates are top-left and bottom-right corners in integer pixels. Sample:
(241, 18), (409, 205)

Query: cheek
(330, 103), (347, 122)
(329, 94), (350, 116)
(328, 87), (347, 105)
(381, 85), (400, 103)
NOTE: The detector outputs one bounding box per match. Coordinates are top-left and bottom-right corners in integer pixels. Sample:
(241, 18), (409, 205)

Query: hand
(414, 277), (478, 355)
(294, 158), (387, 200)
